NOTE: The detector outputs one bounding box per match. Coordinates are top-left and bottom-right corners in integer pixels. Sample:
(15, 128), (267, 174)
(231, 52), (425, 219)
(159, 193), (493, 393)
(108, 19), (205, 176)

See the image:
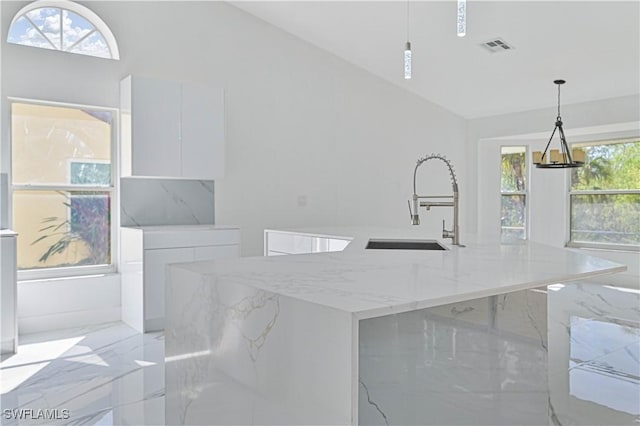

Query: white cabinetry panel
(144, 247), (193, 329)
(131, 77), (181, 177)
(194, 245), (239, 261)
(144, 228), (239, 250)
(267, 232), (313, 254)
(328, 238), (350, 252)
(264, 231), (351, 256)
(1, 233), (18, 354)
(181, 84), (225, 179)
(120, 226), (240, 332)
(120, 75), (225, 179)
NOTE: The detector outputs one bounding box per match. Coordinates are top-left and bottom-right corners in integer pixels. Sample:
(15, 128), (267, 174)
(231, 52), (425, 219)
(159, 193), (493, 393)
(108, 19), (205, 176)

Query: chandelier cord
(557, 84), (561, 119)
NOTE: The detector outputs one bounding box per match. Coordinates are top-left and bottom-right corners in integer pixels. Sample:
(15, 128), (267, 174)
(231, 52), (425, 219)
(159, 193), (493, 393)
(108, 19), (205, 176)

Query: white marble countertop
(174, 226), (626, 319)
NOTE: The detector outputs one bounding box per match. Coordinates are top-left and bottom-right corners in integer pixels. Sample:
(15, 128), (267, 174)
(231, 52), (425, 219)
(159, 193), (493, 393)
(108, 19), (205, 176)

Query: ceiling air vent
(480, 38), (515, 53)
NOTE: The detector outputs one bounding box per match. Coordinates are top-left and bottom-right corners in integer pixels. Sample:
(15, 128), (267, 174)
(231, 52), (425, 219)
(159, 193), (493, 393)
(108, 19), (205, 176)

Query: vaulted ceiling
(232, 1), (640, 118)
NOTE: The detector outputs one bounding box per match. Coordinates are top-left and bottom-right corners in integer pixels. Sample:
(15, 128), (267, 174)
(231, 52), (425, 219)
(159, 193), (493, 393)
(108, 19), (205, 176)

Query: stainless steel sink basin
(365, 239), (448, 251)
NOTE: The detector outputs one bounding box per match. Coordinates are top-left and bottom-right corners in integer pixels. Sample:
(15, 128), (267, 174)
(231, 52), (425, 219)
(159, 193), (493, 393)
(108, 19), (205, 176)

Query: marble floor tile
(0, 322), (164, 426)
(1, 282), (638, 425)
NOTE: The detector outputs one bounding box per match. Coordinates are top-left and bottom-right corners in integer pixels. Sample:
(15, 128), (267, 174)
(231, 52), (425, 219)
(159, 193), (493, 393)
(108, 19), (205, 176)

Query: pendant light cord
(407, 0), (410, 42)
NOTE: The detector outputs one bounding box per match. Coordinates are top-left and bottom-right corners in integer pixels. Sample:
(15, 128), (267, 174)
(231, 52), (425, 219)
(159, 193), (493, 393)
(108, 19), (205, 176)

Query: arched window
(7, 0), (119, 60)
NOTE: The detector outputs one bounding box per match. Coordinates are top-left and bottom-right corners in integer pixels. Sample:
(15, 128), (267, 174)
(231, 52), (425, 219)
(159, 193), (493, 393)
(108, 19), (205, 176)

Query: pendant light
(533, 80), (585, 169)
(404, 0), (412, 79)
(457, 0), (466, 37)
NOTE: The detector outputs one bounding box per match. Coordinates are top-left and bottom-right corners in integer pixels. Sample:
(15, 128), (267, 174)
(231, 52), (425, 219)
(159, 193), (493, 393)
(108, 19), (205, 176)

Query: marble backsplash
(120, 178), (214, 227)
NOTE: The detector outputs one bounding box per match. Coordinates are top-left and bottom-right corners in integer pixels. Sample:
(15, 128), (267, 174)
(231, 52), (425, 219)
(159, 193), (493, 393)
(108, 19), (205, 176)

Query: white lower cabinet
(328, 238), (350, 252)
(143, 247), (193, 330)
(121, 226), (240, 332)
(1, 231), (18, 354)
(264, 230), (351, 256)
(194, 244), (240, 261)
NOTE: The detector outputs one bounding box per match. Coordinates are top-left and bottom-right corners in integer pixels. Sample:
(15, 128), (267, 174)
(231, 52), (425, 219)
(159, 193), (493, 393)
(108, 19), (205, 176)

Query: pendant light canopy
(533, 80), (585, 169)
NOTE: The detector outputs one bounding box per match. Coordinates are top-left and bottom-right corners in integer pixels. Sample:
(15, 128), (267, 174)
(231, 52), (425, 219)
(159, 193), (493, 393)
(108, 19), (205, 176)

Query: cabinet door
(328, 238), (350, 252)
(144, 247), (193, 329)
(0, 236), (17, 354)
(130, 77), (181, 177)
(181, 83), (225, 179)
(194, 245), (239, 261)
(312, 237), (329, 253)
(266, 232), (313, 254)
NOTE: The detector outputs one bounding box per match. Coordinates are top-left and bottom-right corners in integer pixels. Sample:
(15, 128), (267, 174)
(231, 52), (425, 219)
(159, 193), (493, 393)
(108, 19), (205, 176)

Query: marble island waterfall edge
(166, 268), (549, 425)
(164, 232), (626, 426)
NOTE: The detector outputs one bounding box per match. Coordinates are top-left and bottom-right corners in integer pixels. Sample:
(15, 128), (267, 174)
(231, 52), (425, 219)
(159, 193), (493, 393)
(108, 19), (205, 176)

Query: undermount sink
(365, 239), (448, 251)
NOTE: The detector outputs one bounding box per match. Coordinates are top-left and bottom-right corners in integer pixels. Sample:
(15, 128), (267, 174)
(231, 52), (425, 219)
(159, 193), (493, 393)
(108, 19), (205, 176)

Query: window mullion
(65, 28), (96, 52)
(570, 189), (640, 196)
(23, 14), (58, 50)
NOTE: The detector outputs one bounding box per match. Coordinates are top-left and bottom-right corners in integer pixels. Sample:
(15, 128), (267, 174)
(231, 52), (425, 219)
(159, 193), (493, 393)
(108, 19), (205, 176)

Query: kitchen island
(165, 227), (626, 425)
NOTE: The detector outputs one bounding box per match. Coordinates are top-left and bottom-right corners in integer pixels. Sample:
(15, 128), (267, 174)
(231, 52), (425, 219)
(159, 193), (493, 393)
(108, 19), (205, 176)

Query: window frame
(7, 0), (120, 60)
(9, 97), (119, 281)
(566, 137), (640, 252)
(500, 145), (529, 241)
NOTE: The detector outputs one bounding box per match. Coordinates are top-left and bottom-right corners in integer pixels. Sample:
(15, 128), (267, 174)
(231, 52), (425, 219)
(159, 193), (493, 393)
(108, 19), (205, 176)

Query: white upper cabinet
(181, 83), (225, 180)
(120, 75), (225, 179)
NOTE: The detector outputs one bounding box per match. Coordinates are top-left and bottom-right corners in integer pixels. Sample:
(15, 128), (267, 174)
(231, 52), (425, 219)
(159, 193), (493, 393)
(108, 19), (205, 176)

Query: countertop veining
(173, 226), (626, 319)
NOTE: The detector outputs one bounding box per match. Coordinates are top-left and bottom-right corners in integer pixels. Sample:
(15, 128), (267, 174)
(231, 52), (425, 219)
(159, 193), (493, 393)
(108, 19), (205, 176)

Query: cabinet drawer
(144, 229), (240, 249)
(194, 245), (240, 261)
(266, 232), (313, 254)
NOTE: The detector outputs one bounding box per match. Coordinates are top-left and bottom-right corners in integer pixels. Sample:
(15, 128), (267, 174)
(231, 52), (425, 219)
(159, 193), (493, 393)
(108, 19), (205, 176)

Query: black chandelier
(533, 80), (585, 169)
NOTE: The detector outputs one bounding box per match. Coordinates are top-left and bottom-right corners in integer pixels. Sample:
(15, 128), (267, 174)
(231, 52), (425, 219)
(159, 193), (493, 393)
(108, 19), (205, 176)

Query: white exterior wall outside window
(568, 139), (640, 251)
(500, 146), (528, 241)
(11, 99), (118, 280)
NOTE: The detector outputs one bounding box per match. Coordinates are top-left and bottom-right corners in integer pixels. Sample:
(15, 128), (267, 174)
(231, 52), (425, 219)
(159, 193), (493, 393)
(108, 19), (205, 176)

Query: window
(500, 146), (527, 241)
(7, 1), (119, 60)
(569, 139), (640, 250)
(11, 100), (116, 277)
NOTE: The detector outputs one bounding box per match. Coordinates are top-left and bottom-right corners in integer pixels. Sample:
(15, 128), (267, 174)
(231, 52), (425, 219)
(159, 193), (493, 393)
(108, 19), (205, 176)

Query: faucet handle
(442, 220), (454, 239)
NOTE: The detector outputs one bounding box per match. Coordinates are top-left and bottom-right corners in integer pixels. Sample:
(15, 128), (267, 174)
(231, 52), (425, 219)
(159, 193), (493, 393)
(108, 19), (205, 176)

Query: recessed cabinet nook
(120, 75), (225, 180)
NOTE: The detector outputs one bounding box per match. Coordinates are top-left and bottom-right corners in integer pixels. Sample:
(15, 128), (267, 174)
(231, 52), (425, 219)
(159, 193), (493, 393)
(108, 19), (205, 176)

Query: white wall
(468, 95), (640, 288)
(1, 1), (466, 330)
(17, 274), (120, 334)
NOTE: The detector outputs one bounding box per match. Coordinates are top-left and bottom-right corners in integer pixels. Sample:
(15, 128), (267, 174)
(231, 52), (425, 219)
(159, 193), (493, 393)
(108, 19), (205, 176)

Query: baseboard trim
(18, 308), (121, 335)
(1, 339), (17, 355)
(144, 317), (164, 333)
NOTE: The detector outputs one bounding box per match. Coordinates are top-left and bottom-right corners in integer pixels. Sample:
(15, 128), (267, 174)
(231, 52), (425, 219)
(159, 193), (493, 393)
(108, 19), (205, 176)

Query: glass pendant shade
(404, 41), (412, 79)
(457, 0), (466, 37)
